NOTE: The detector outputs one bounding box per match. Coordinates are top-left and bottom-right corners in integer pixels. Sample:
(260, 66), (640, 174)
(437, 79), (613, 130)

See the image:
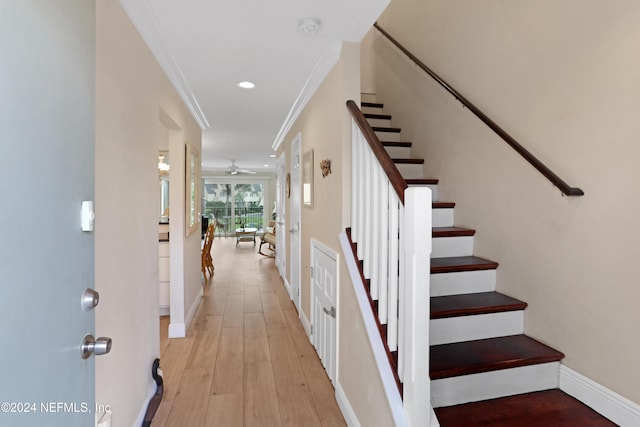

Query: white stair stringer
(431, 269), (497, 297)
(430, 311), (524, 346)
(431, 362), (560, 408)
(432, 236), (474, 258)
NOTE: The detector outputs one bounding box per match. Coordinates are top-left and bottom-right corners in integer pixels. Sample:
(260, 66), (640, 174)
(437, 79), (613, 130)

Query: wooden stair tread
(364, 113), (392, 120)
(361, 101), (383, 108)
(430, 335), (564, 380)
(433, 226), (475, 237)
(431, 292), (527, 319)
(434, 389), (617, 427)
(431, 256), (498, 274)
(372, 126), (401, 133)
(433, 202), (455, 209)
(381, 141), (412, 147)
(407, 178), (438, 185)
(392, 158), (424, 164)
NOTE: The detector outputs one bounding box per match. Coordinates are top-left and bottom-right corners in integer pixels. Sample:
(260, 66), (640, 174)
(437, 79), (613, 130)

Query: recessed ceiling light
(269, 154), (276, 158)
(298, 18), (321, 34)
(237, 81), (255, 89)
(263, 164), (269, 167)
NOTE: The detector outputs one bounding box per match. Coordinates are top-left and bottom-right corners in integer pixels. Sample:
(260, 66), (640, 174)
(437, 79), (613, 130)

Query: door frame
(289, 133), (302, 311)
(275, 153), (287, 282)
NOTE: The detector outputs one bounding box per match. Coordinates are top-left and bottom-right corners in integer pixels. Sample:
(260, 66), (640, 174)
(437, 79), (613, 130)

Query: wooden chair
(201, 221), (215, 278)
(258, 220), (276, 258)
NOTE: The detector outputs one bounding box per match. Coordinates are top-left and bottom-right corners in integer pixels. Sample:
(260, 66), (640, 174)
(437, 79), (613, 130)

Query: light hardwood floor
(153, 236), (346, 427)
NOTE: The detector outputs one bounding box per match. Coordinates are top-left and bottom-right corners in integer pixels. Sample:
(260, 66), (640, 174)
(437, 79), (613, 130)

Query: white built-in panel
(159, 241), (170, 311)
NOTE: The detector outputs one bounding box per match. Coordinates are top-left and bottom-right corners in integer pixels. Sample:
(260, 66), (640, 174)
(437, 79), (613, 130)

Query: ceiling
(119, 0), (390, 173)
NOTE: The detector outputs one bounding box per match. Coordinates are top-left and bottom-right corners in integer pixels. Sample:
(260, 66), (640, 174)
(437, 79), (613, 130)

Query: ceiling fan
(225, 160), (256, 175)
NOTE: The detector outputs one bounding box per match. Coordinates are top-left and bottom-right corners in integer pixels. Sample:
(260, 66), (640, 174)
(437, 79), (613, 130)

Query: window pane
(234, 183), (264, 231)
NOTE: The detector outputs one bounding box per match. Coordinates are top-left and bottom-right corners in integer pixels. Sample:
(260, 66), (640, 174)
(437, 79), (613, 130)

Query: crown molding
(272, 42), (342, 151)
(118, 0), (210, 130)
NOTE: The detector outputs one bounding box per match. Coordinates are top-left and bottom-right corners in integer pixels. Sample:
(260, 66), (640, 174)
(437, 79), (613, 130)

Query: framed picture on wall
(185, 143), (200, 236)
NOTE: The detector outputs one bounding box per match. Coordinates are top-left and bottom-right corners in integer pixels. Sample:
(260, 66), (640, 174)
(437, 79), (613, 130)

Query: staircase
(359, 96), (616, 426)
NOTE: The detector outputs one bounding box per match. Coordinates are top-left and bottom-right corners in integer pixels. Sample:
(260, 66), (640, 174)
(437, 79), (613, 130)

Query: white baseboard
(560, 365), (640, 426)
(283, 277), (291, 296)
(300, 309), (312, 338)
(159, 306), (169, 316)
(168, 322), (185, 338)
(185, 287), (203, 332)
(168, 286), (203, 338)
(335, 381), (361, 427)
(131, 385), (156, 427)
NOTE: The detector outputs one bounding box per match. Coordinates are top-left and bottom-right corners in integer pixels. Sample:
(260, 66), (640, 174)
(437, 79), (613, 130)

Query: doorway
(202, 179), (269, 238)
(311, 239), (339, 383)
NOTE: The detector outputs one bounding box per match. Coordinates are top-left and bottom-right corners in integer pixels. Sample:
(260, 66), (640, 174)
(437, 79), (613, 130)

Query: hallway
(152, 236), (346, 426)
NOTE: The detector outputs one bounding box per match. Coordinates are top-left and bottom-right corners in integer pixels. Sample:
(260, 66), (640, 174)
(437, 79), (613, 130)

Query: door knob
(322, 306), (336, 318)
(81, 334), (112, 359)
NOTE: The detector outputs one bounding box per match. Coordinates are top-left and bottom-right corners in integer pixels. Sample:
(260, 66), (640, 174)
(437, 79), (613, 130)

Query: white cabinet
(159, 223), (170, 315)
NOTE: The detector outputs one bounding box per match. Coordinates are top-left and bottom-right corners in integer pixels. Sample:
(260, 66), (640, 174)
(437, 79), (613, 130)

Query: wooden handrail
(347, 99), (408, 203)
(373, 22), (584, 197)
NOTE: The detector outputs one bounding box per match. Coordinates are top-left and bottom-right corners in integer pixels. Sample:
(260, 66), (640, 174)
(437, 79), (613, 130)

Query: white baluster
(387, 190), (400, 352)
(370, 162), (380, 300)
(378, 173), (389, 324)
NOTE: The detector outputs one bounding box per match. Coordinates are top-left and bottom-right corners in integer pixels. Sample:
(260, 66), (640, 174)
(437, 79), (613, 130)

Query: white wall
(95, 0), (202, 424)
(278, 42), (396, 426)
(370, 0), (640, 405)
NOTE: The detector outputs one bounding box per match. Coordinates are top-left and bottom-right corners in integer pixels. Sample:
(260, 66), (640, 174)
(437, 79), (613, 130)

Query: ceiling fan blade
(238, 169), (256, 174)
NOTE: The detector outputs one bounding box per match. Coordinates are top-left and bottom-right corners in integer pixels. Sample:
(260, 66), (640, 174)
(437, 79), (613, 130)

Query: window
(203, 180), (268, 236)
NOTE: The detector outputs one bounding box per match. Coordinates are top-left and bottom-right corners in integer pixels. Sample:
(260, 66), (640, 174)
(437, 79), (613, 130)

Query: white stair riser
(432, 362), (560, 408)
(432, 208), (454, 227)
(383, 145), (412, 158)
(431, 269), (496, 297)
(432, 236), (474, 258)
(361, 93), (377, 103)
(361, 106), (384, 115)
(366, 118), (392, 127)
(430, 311), (524, 346)
(375, 130), (401, 142)
(395, 163), (423, 179)
(428, 184), (438, 202)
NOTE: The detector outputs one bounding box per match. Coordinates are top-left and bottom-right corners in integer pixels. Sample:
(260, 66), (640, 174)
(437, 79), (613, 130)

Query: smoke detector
(298, 18), (321, 34)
